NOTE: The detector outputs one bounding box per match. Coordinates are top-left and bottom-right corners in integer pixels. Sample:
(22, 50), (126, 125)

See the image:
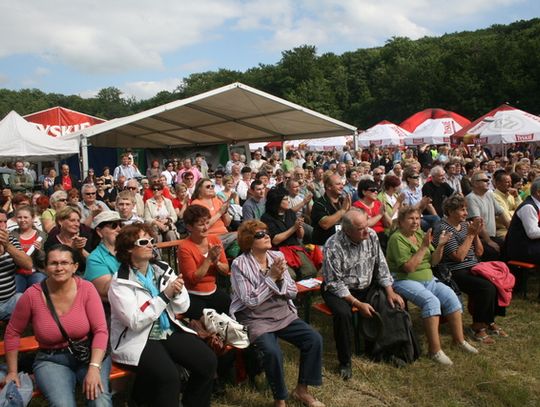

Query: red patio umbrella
(400, 108), (470, 133)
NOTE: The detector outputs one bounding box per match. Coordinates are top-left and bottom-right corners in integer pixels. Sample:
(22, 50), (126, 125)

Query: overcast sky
(1, 0), (538, 100)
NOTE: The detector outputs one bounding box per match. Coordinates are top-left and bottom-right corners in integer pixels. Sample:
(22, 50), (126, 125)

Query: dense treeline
(1, 18), (540, 129)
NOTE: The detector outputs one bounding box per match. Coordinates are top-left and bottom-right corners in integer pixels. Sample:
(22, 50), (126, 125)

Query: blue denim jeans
(15, 272), (46, 293)
(0, 293), (21, 321)
(254, 318), (323, 401)
(421, 215), (440, 232)
(393, 277), (462, 318)
(33, 350), (112, 407)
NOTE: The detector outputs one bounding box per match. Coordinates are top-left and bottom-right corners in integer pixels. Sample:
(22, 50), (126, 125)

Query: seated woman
(230, 220), (324, 407)
(84, 211), (122, 304)
(179, 204), (230, 319)
(11, 205), (47, 293)
(353, 179), (392, 252)
(4, 244), (112, 406)
(144, 181), (178, 242)
(400, 166), (439, 231)
(261, 187), (319, 280)
(216, 175), (239, 205)
(44, 206), (93, 274)
(433, 194), (508, 344)
(191, 178), (236, 250)
(386, 207), (478, 365)
(109, 223), (217, 407)
(376, 174), (404, 236)
(172, 183), (190, 238)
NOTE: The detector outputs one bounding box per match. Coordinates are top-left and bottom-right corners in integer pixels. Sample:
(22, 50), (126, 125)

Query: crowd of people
(0, 141), (538, 406)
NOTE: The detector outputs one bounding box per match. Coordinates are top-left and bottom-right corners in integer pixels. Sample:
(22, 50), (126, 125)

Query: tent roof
(67, 82), (357, 148)
(0, 111), (79, 161)
(23, 106), (106, 123)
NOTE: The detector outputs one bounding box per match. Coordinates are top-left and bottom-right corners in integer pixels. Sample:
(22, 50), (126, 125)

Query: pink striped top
(4, 278), (108, 352)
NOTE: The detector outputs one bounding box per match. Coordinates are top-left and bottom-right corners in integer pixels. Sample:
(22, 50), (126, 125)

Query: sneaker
(339, 363), (352, 380)
(430, 350), (453, 366)
(457, 340), (479, 354)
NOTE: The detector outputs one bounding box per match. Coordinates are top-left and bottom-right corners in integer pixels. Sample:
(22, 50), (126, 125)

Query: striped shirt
(433, 219), (479, 272)
(0, 235), (23, 302)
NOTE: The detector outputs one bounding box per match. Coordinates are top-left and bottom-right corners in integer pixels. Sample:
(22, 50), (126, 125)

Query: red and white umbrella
(452, 104), (540, 145)
(404, 118), (462, 145)
(400, 108), (470, 132)
(357, 120), (409, 148)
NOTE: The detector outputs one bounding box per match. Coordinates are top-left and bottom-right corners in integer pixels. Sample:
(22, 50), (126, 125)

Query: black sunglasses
(366, 188), (378, 192)
(254, 230), (269, 239)
(99, 221), (123, 230)
(153, 187), (163, 191)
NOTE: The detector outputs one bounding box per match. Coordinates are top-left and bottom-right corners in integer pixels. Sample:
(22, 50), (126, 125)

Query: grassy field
(214, 281), (540, 407)
(6, 278), (539, 407)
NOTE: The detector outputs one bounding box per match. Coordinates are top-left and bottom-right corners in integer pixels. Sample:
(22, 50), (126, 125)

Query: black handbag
(41, 280), (92, 363)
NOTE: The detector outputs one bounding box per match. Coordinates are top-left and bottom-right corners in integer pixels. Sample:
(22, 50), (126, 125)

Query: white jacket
(108, 260), (195, 366)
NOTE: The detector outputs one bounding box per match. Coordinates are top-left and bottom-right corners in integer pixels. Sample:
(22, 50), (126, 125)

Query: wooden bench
(155, 239), (182, 273)
(312, 302), (364, 355)
(507, 260), (538, 298)
(295, 277), (323, 323)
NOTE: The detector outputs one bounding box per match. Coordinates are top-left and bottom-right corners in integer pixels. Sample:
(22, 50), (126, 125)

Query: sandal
(488, 323), (509, 338)
(469, 327), (496, 344)
(291, 390), (325, 407)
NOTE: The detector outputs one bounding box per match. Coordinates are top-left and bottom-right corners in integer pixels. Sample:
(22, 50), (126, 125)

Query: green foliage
(2, 18), (540, 129)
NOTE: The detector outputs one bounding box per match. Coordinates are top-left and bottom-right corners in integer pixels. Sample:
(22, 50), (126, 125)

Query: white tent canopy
(0, 111), (80, 161)
(66, 82), (356, 175)
(67, 82), (357, 148)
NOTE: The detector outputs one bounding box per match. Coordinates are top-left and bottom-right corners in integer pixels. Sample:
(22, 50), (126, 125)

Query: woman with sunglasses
(4, 244), (112, 406)
(41, 190), (68, 233)
(109, 223), (217, 407)
(230, 220), (324, 407)
(84, 211), (122, 303)
(144, 181), (178, 242)
(353, 179), (392, 252)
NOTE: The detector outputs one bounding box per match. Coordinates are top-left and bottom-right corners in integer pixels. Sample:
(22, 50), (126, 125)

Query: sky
(1, 0), (539, 100)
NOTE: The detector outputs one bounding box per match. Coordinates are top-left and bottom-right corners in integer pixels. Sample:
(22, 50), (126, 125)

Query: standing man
(322, 208), (403, 379)
(8, 161), (34, 194)
(54, 164), (79, 191)
(177, 158), (202, 184)
(113, 153), (142, 183)
(249, 150), (267, 173)
(311, 174), (351, 246)
(242, 180), (266, 220)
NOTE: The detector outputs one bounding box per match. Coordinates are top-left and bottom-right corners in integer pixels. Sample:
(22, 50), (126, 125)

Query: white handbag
(201, 308), (250, 349)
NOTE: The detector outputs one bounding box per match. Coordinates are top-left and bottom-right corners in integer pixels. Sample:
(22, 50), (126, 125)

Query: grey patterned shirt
(322, 229), (393, 298)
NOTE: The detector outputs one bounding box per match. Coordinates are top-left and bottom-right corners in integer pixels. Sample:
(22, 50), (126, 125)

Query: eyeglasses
(254, 230), (269, 239)
(134, 237), (155, 247)
(84, 192), (96, 196)
(409, 175), (420, 179)
(152, 187), (162, 191)
(366, 188), (378, 192)
(373, 173), (382, 176)
(57, 198), (67, 202)
(476, 179), (490, 183)
(205, 184), (215, 189)
(127, 187), (138, 191)
(48, 261), (75, 268)
(99, 222), (123, 229)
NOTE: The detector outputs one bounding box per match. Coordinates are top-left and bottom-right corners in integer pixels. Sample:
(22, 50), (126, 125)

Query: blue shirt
(84, 242), (120, 282)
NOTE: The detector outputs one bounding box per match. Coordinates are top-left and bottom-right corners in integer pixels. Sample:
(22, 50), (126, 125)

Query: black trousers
(321, 287), (369, 366)
(184, 289), (231, 320)
(480, 236), (505, 262)
(452, 267), (504, 324)
(134, 331), (217, 407)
